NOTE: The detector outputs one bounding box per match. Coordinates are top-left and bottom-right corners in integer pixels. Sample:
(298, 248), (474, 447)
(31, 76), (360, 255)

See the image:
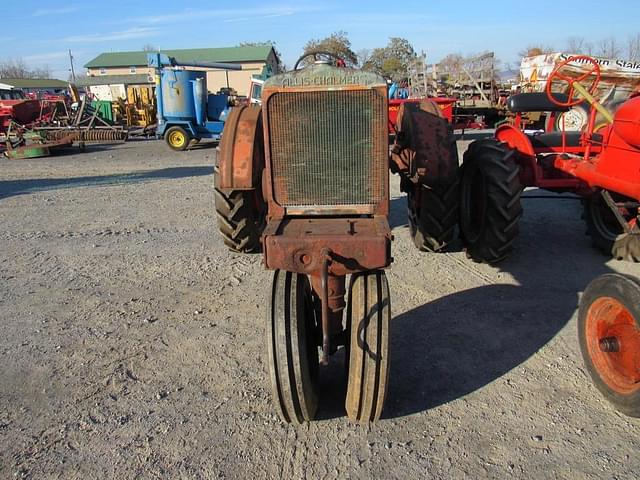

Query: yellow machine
(121, 86), (156, 127)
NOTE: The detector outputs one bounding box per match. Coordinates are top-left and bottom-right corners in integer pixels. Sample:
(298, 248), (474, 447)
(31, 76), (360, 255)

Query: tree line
(237, 33), (419, 81)
(3, 31), (639, 82)
(0, 58), (52, 79)
(521, 34), (640, 60)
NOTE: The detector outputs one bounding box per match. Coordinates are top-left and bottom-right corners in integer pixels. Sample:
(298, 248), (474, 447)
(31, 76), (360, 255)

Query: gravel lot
(1, 138), (639, 479)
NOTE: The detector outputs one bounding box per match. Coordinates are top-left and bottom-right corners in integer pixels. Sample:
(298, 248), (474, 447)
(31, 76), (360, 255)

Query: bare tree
(142, 44), (158, 52)
(565, 36), (593, 55)
(0, 58), (51, 79)
(0, 58), (30, 78)
(357, 48), (371, 67)
(597, 37), (621, 58)
(68, 71), (86, 83)
(438, 54), (464, 73)
(518, 45), (555, 58)
(566, 36), (585, 52)
(628, 33), (640, 61)
(32, 66), (52, 78)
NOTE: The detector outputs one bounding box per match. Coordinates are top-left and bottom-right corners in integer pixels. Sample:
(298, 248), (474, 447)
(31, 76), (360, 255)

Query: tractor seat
(529, 131), (583, 149)
(508, 93), (570, 113)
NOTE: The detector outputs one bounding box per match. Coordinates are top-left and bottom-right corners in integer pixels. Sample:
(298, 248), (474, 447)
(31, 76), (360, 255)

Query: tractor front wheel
(578, 273), (640, 417)
(460, 139), (523, 264)
(345, 270), (390, 423)
(267, 270), (320, 423)
(165, 126), (190, 151)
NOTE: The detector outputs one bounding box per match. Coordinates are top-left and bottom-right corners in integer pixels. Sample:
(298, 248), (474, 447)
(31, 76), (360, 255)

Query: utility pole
(69, 49), (76, 82)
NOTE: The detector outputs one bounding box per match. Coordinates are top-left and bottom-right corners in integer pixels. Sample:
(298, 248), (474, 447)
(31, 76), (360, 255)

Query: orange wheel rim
(585, 297), (640, 395)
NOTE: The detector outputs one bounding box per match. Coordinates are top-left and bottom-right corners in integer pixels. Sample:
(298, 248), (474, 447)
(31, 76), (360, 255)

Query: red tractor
(214, 52), (458, 423)
(460, 55), (640, 264)
(462, 55), (640, 416)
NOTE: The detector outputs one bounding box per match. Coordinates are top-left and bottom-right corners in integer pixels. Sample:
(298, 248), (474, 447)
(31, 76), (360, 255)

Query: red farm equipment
(459, 55), (640, 264)
(0, 98), (43, 133)
(388, 97), (455, 133)
(214, 52), (458, 423)
(459, 54), (640, 415)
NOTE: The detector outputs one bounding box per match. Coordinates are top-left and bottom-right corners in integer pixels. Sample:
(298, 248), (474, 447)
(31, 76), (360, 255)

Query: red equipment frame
(555, 97), (640, 202)
(388, 97), (455, 133)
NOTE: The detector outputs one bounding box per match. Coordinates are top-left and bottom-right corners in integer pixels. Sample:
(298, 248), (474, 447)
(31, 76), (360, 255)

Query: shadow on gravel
(385, 200), (614, 419)
(187, 141), (219, 151)
(0, 166), (214, 199)
(315, 349), (349, 421)
(310, 187), (616, 420)
(389, 196), (408, 230)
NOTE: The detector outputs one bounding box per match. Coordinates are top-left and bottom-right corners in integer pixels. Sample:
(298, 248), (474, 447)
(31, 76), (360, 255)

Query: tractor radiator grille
(267, 89), (387, 209)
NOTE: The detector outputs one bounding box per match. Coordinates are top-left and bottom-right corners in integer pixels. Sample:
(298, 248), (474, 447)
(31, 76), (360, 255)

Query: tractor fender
(391, 100), (457, 187)
(217, 105), (264, 190)
(495, 125), (535, 157)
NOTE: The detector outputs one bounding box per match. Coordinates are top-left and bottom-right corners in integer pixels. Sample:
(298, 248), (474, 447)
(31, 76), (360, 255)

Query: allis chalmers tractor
(460, 55), (640, 415)
(214, 52), (457, 422)
(460, 55), (640, 264)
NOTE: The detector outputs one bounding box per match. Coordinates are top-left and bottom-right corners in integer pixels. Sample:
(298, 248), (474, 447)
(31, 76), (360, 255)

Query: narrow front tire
(345, 270), (390, 423)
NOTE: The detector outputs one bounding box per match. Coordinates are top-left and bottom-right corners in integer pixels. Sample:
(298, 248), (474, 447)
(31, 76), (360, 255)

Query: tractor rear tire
(214, 167), (265, 253)
(165, 126), (190, 151)
(460, 139), (522, 264)
(578, 273), (640, 417)
(408, 178), (459, 252)
(345, 270), (390, 423)
(267, 270), (320, 423)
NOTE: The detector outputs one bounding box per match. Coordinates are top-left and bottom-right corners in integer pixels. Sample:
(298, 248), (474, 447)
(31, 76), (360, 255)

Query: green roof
(76, 74), (154, 87)
(0, 78), (68, 89)
(84, 46), (274, 68)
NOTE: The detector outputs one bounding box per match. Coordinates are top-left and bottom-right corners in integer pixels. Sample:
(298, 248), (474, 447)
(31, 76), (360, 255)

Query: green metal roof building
(83, 46), (278, 97)
(84, 46), (275, 69)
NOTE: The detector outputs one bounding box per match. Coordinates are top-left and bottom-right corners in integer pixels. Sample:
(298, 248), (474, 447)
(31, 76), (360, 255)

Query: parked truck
(147, 53), (242, 151)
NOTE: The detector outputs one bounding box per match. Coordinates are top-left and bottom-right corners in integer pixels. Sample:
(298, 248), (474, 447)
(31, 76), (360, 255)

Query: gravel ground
(1, 138), (639, 479)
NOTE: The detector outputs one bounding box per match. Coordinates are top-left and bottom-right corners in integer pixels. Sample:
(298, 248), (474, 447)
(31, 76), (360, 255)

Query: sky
(2, 0), (640, 79)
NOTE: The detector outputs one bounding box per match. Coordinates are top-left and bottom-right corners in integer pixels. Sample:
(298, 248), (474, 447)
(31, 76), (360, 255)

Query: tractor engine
(260, 63), (391, 275)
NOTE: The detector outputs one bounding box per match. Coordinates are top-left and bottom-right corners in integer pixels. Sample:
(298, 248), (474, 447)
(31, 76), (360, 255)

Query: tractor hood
(264, 63), (387, 90)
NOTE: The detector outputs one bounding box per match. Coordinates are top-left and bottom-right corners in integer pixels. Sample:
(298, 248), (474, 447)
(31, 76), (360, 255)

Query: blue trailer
(148, 53), (241, 151)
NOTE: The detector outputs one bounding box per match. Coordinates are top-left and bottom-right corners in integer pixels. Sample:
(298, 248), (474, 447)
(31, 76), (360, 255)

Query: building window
(130, 66), (136, 74)
(99, 68), (107, 75)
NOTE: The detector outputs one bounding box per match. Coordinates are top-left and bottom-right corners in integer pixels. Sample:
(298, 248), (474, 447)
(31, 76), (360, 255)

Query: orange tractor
(460, 55), (639, 264)
(462, 55), (640, 415)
